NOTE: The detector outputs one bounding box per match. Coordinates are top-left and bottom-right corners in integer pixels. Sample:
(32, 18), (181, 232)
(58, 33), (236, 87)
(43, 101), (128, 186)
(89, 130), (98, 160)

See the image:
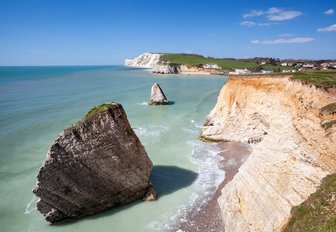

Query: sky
(0, 0), (335, 65)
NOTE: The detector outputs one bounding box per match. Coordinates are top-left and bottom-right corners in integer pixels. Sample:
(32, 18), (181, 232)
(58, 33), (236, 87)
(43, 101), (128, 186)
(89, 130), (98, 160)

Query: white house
(203, 63), (220, 69)
(229, 69), (252, 75)
(302, 64), (315, 68)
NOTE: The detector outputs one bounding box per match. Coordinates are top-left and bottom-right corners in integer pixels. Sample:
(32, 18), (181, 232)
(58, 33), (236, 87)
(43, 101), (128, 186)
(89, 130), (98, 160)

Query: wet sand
(178, 141), (252, 232)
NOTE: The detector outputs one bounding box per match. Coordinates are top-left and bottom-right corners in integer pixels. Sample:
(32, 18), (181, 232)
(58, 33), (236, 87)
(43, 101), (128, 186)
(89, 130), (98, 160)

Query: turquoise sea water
(0, 66), (227, 232)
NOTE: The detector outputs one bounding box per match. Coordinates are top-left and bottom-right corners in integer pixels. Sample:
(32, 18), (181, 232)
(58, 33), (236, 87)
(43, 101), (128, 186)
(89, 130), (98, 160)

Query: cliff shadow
(150, 165), (198, 197)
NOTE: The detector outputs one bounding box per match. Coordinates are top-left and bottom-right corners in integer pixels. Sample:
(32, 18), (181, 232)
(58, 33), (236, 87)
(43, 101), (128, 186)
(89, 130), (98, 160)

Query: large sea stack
(149, 83), (168, 105)
(33, 103), (154, 224)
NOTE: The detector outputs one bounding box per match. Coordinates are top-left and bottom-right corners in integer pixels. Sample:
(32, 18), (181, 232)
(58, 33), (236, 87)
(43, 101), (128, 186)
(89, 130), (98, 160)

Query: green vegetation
(284, 173), (336, 232)
(291, 71), (336, 87)
(160, 53), (299, 71)
(85, 103), (114, 120)
(161, 53), (258, 69)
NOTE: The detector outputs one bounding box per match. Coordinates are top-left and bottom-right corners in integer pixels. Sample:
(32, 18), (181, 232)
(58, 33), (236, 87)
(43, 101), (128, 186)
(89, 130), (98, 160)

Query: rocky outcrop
(125, 53), (161, 68)
(149, 83), (168, 105)
(201, 76), (336, 231)
(152, 64), (180, 74)
(33, 103), (154, 224)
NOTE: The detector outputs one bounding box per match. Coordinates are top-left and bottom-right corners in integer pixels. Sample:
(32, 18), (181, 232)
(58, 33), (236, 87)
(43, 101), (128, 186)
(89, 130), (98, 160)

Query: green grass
(160, 53), (300, 71)
(85, 103), (114, 120)
(291, 71), (336, 87)
(161, 54), (258, 69)
(283, 173), (336, 232)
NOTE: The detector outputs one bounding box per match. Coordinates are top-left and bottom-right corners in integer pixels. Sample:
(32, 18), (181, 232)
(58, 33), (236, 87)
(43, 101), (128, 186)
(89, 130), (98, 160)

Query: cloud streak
(243, 7), (302, 21)
(243, 10), (264, 18)
(240, 21), (256, 27)
(317, 24), (336, 32)
(267, 10), (302, 21)
(240, 21), (273, 27)
(251, 37), (315, 45)
(324, 9), (334, 15)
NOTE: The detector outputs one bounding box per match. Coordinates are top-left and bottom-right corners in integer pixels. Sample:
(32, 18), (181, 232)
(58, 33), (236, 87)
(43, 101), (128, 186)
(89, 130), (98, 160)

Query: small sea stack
(33, 103), (154, 224)
(149, 83), (168, 105)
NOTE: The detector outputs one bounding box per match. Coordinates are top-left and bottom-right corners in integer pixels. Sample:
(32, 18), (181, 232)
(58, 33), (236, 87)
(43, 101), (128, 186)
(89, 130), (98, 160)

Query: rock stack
(149, 83), (168, 105)
(33, 103), (155, 224)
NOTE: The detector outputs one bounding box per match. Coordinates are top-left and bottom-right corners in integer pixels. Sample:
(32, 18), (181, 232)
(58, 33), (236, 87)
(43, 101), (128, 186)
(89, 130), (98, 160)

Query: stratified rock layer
(149, 83), (168, 105)
(33, 103), (153, 224)
(201, 76), (336, 232)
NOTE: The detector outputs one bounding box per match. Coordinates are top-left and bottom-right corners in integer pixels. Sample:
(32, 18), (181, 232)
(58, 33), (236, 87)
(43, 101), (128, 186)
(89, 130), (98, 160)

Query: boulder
(33, 103), (154, 224)
(149, 83), (168, 105)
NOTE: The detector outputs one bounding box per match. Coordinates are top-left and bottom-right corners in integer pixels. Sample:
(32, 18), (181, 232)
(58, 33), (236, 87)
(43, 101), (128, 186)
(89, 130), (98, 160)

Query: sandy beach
(178, 141), (252, 232)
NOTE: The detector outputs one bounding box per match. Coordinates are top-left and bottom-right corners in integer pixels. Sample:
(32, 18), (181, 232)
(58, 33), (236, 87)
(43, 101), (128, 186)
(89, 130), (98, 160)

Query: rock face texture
(201, 76), (336, 231)
(149, 83), (168, 105)
(33, 103), (153, 224)
(152, 64), (180, 74)
(124, 53), (161, 68)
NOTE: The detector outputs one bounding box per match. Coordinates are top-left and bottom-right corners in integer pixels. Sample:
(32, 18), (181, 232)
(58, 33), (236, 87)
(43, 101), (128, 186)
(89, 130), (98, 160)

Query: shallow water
(0, 66), (227, 232)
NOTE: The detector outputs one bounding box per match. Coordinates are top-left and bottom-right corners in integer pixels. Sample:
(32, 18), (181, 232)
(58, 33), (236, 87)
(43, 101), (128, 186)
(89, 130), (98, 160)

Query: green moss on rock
(85, 103), (115, 120)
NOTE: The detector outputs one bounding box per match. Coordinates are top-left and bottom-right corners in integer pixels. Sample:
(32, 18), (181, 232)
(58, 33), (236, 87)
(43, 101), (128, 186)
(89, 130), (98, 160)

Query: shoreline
(177, 141), (252, 232)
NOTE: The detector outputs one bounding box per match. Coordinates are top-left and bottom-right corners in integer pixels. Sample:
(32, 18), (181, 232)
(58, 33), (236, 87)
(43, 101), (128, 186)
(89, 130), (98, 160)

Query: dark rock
(149, 83), (168, 105)
(142, 182), (157, 201)
(33, 103), (154, 224)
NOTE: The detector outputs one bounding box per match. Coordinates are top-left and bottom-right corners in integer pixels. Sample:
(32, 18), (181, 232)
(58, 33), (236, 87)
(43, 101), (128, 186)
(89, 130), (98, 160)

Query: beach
(179, 141), (252, 232)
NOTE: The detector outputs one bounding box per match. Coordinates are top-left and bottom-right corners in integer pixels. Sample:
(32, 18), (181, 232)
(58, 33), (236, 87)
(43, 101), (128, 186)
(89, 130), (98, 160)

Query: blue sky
(0, 0), (335, 65)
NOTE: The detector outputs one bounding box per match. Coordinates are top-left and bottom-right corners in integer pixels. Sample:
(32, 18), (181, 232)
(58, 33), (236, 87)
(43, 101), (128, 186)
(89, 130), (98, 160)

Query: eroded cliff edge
(200, 76), (336, 231)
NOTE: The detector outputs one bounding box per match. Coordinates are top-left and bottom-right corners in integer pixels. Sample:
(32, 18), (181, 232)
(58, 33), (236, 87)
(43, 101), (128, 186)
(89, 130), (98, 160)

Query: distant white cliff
(124, 53), (161, 68)
(125, 53), (212, 75)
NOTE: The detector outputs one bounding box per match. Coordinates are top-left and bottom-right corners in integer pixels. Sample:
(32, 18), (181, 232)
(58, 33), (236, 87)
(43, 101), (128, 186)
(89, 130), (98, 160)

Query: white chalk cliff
(201, 76), (336, 231)
(124, 53), (161, 68)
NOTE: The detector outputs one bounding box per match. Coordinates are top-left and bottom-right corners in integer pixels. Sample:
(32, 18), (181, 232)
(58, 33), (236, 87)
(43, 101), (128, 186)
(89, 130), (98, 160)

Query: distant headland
(125, 52), (336, 76)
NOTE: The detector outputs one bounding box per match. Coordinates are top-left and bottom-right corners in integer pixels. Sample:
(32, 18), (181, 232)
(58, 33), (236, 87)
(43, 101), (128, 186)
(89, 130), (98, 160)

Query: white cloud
(324, 9), (335, 15)
(240, 21), (256, 27)
(267, 10), (302, 21)
(279, 33), (294, 37)
(251, 40), (260, 44)
(258, 22), (272, 26)
(261, 37), (315, 44)
(267, 7), (282, 14)
(243, 7), (302, 21)
(317, 24), (336, 32)
(243, 10), (264, 18)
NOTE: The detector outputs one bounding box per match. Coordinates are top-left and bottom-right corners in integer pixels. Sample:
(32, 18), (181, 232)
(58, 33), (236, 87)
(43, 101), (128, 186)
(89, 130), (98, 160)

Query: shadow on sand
(57, 165), (197, 225)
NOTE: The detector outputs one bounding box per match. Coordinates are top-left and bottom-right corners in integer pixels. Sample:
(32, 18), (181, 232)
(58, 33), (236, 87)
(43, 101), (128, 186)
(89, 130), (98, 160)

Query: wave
(134, 125), (170, 145)
(149, 120), (225, 231)
(24, 195), (37, 215)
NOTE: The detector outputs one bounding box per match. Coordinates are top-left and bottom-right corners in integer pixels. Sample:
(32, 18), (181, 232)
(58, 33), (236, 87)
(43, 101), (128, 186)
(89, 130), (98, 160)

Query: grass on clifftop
(85, 103), (114, 120)
(284, 173), (336, 232)
(161, 54), (258, 69)
(291, 71), (336, 87)
(160, 53), (293, 71)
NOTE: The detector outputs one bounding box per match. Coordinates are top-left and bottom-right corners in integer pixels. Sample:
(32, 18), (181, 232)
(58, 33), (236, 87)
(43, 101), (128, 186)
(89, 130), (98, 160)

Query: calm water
(0, 66), (227, 232)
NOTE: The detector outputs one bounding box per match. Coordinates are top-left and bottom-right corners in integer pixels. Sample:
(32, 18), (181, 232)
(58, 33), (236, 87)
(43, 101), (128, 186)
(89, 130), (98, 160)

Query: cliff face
(201, 76), (336, 231)
(33, 103), (153, 224)
(152, 64), (180, 74)
(124, 52), (161, 68)
(125, 53), (212, 74)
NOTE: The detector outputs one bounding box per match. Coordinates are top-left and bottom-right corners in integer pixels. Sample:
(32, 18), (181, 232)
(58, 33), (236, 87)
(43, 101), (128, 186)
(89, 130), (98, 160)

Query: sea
(0, 65), (227, 232)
